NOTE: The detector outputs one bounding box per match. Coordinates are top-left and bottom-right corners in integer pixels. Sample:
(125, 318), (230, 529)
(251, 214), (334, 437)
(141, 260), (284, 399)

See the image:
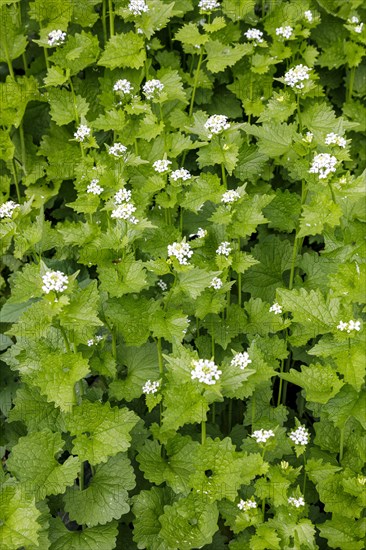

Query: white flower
(128, 0), (149, 15)
(276, 26), (294, 39)
(210, 277), (223, 290)
(284, 64), (311, 89)
(251, 429), (275, 443)
(350, 16), (359, 24)
(47, 30), (66, 47)
(191, 359), (222, 385)
(244, 28), (264, 44)
(170, 168), (191, 182)
(74, 125), (91, 142)
(87, 339), (94, 346)
(113, 79), (133, 94)
(289, 425), (309, 446)
(167, 241), (193, 265)
(87, 179), (104, 195)
(288, 496), (305, 508)
(109, 142), (127, 158)
(204, 114), (230, 138)
(111, 203), (138, 223)
(304, 10), (313, 22)
(198, 0), (220, 11)
(0, 200), (19, 219)
(222, 190), (240, 204)
(269, 303), (282, 314)
(157, 279), (168, 291)
(231, 351), (252, 370)
(309, 153), (337, 179)
(237, 498), (257, 511)
(354, 23), (364, 33)
(197, 227), (207, 238)
(216, 241), (231, 256)
(42, 270), (69, 294)
(153, 159), (172, 173)
(142, 380), (160, 394)
(142, 79), (164, 100)
(337, 319), (361, 333)
(303, 131), (314, 143)
(95, 335), (103, 342)
(114, 188), (132, 204)
(325, 132), (347, 148)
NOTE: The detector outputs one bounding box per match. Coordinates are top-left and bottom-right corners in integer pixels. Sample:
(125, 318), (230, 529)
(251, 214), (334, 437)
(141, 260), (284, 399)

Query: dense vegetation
(0, 0), (365, 548)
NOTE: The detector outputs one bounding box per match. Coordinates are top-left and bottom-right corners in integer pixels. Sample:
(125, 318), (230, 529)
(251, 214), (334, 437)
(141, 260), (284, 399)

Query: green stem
(69, 78), (80, 125)
(251, 394), (256, 431)
(79, 463), (84, 491)
(211, 332), (215, 358)
(277, 358), (285, 407)
(3, 38), (15, 79)
(102, 0), (108, 44)
(60, 325), (71, 353)
(238, 271), (242, 306)
(347, 66), (355, 102)
(19, 123), (27, 175)
(179, 207), (183, 233)
(221, 163), (227, 190)
(108, 0), (115, 37)
(211, 403), (216, 424)
(288, 236), (298, 291)
(201, 420), (206, 444)
(11, 159), (21, 203)
(44, 48), (50, 70)
(303, 454), (307, 497)
(297, 93), (302, 133)
(189, 49), (204, 117)
(339, 426), (345, 462)
(157, 338), (163, 376)
(228, 399), (233, 433)
(111, 328), (117, 359)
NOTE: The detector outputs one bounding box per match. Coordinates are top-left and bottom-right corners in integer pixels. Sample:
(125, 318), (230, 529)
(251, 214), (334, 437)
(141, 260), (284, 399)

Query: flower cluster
(216, 241), (231, 256)
(170, 168), (191, 182)
(251, 429), (275, 443)
(167, 241), (193, 265)
(288, 496), (305, 508)
(113, 79), (133, 95)
(237, 499), (257, 511)
(284, 64), (311, 89)
(74, 125), (91, 142)
(210, 277), (223, 290)
(337, 319), (361, 333)
(304, 10), (313, 22)
(86, 179), (104, 195)
(191, 359), (222, 385)
(269, 303), (282, 314)
(128, 0), (149, 15)
(42, 271), (68, 294)
(153, 159), (172, 173)
(231, 352), (252, 370)
(157, 279), (168, 291)
(348, 16), (364, 34)
(204, 114), (230, 138)
(325, 132), (347, 148)
(47, 30), (66, 47)
(221, 190), (240, 204)
(0, 200), (19, 219)
(109, 142), (127, 158)
(198, 0), (220, 11)
(289, 425), (309, 446)
(276, 26), (293, 39)
(142, 79), (164, 99)
(87, 335), (103, 346)
(309, 153), (337, 179)
(244, 28), (264, 44)
(142, 380), (160, 394)
(111, 187), (138, 223)
(303, 131), (314, 143)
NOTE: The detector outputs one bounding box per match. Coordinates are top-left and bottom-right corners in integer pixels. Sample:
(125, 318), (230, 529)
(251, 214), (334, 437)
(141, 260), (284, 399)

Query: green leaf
(182, 173), (222, 212)
(47, 88), (89, 126)
(98, 257), (148, 297)
(222, 0), (256, 21)
(234, 142), (269, 182)
(64, 400), (139, 465)
(298, 194), (342, 238)
(50, 31), (99, 75)
(7, 430), (79, 500)
(174, 22), (208, 48)
(250, 524), (281, 550)
(159, 493), (219, 550)
(280, 363), (344, 404)
(229, 193), (273, 239)
(8, 385), (63, 432)
(104, 296), (157, 346)
(64, 453), (135, 527)
(0, 75), (39, 128)
(109, 342), (159, 402)
(29, 0), (72, 29)
(150, 309), (189, 345)
(48, 518), (118, 550)
(318, 516), (365, 550)
(177, 267), (219, 299)
(132, 487), (176, 550)
(0, 484), (41, 550)
(323, 384), (366, 429)
(202, 304), (247, 349)
(205, 41), (249, 73)
(244, 122), (297, 157)
(98, 32), (146, 70)
(263, 189), (301, 233)
(0, 4), (27, 63)
(137, 435), (199, 494)
(59, 280), (103, 336)
(328, 261), (366, 304)
(197, 132), (241, 174)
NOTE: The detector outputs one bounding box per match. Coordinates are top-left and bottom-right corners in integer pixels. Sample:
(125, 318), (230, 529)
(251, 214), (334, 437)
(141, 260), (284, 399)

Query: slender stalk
(251, 394), (256, 431)
(201, 420), (206, 444)
(79, 463), (84, 491)
(111, 328), (117, 359)
(277, 358), (285, 407)
(179, 207), (183, 233)
(60, 325), (71, 353)
(11, 160), (21, 203)
(288, 236), (298, 291)
(3, 38), (15, 79)
(339, 426), (344, 462)
(297, 93), (302, 132)
(157, 338), (163, 376)
(211, 403), (216, 424)
(211, 332), (215, 358)
(221, 163), (227, 190)
(69, 78), (80, 125)
(102, 0), (108, 44)
(44, 48), (50, 70)
(303, 454), (307, 497)
(19, 123), (27, 175)
(347, 66), (355, 102)
(189, 49), (204, 117)
(108, 0), (115, 37)
(228, 399), (233, 433)
(238, 272), (242, 306)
